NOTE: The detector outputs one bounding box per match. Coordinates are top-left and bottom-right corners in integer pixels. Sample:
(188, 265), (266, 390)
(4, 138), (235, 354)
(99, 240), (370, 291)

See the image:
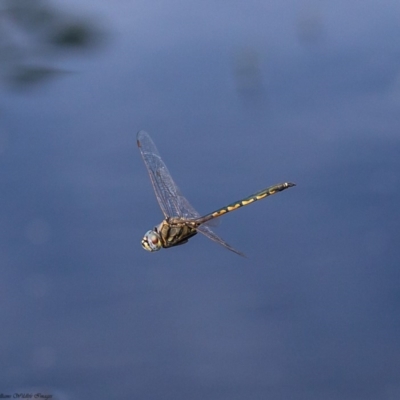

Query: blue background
(1, 1), (400, 399)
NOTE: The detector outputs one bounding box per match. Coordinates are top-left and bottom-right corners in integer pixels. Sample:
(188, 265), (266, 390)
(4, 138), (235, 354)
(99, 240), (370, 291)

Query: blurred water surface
(1, 1), (400, 399)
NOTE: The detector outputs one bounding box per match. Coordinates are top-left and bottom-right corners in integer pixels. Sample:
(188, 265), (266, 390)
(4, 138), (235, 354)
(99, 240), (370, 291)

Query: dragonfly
(137, 130), (295, 257)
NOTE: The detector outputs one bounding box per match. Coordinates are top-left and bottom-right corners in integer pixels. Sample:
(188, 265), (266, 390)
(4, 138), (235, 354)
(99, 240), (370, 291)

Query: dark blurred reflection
(234, 48), (263, 95)
(0, 0), (104, 88)
(296, 4), (325, 45)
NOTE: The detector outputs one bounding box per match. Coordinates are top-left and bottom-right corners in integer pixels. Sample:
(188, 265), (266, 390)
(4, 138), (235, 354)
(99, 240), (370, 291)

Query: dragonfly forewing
(137, 130), (186, 218)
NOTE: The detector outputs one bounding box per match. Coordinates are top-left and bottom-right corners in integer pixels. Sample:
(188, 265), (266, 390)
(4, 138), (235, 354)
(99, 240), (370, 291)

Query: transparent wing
(197, 224), (245, 257)
(137, 130), (200, 218)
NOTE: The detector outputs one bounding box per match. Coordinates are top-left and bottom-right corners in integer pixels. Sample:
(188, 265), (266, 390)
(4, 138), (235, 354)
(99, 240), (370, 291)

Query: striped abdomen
(193, 182), (295, 225)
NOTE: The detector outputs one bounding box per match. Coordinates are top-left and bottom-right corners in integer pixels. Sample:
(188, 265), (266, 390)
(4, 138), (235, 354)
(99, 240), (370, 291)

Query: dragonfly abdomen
(195, 182), (295, 224)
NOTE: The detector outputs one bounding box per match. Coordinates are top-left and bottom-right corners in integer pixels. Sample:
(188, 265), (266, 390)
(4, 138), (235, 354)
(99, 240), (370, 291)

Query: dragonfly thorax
(141, 230), (162, 252)
(141, 219), (198, 253)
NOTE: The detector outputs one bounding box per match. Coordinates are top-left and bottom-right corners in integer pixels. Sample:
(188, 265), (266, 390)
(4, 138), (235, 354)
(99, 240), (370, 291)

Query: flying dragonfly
(137, 130), (295, 256)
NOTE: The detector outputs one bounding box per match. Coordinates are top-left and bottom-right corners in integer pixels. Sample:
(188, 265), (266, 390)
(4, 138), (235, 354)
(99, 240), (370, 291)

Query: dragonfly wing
(137, 130), (187, 218)
(197, 224), (245, 257)
(137, 131), (214, 221)
(176, 194), (205, 219)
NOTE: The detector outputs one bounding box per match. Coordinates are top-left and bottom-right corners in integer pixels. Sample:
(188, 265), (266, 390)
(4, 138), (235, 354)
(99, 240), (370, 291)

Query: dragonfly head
(141, 230), (162, 252)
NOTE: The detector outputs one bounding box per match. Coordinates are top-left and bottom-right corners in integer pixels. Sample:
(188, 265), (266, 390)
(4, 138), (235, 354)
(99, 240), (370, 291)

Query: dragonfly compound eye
(141, 230), (162, 252)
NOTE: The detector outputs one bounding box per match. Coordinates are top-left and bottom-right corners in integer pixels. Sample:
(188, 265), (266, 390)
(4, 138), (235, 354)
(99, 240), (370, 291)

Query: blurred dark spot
(50, 22), (96, 48)
(5, 0), (54, 28)
(9, 65), (62, 86)
(234, 48), (263, 97)
(297, 16), (324, 44)
(0, 0), (106, 89)
(296, 7), (325, 45)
